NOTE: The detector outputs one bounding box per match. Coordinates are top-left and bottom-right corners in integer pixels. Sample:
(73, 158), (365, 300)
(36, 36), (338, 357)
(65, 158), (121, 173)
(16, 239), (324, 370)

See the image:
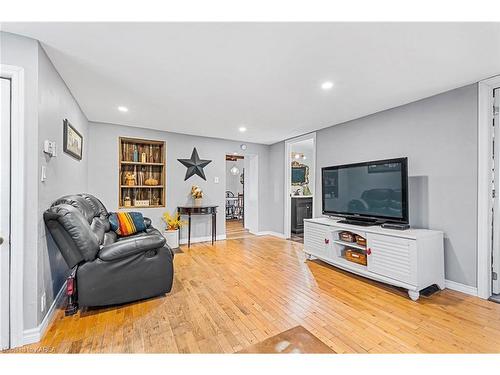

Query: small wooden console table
(177, 205), (218, 248)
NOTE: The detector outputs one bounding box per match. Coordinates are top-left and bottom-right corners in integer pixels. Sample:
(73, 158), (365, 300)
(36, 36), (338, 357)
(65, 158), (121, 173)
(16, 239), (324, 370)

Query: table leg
(213, 211), (217, 245)
(188, 213), (192, 248)
(177, 208), (181, 246)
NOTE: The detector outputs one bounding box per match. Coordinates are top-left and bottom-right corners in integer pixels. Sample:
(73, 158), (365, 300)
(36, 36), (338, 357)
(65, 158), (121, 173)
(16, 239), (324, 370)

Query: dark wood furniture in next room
(177, 205), (218, 248)
(291, 197), (313, 234)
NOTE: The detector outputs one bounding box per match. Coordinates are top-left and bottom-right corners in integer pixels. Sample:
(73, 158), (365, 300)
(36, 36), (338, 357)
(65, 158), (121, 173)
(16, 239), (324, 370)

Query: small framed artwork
(63, 119), (83, 160)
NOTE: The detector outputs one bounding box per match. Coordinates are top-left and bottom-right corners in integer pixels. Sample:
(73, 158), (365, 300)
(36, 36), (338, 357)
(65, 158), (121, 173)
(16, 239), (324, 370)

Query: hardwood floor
(290, 232), (304, 244)
(11, 235), (500, 353)
(225, 219), (252, 240)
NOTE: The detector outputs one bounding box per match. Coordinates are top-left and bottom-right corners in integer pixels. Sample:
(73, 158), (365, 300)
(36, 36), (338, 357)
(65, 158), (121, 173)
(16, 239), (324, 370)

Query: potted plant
(191, 185), (204, 206)
(162, 211), (187, 249)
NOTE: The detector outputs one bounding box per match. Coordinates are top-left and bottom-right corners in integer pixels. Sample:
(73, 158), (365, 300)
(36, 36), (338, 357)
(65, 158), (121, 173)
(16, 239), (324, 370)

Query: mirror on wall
(291, 161), (309, 186)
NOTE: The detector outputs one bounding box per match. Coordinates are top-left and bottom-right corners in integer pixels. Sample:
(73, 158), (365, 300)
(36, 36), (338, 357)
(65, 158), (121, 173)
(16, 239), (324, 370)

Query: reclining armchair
(44, 193), (174, 312)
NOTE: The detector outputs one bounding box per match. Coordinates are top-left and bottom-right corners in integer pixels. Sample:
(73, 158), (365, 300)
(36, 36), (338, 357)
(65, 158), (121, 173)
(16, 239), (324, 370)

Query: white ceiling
(2, 22), (500, 144)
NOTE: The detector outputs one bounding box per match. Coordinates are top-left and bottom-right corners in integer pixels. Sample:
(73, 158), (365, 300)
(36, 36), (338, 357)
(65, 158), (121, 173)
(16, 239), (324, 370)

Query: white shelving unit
(303, 218), (445, 301)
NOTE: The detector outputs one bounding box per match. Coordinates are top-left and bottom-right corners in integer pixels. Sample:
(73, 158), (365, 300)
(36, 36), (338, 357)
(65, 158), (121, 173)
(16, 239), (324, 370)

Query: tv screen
(322, 157), (408, 223)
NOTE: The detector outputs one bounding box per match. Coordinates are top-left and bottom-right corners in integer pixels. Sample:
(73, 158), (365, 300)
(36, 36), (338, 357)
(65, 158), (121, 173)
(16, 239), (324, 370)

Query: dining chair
(226, 191), (235, 219)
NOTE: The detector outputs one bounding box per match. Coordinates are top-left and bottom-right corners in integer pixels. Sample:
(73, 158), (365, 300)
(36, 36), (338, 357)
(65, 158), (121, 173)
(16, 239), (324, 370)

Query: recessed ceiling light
(238, 126), (247, 132)
(118, 106), (128, 112)
(321, 81), (334, 90)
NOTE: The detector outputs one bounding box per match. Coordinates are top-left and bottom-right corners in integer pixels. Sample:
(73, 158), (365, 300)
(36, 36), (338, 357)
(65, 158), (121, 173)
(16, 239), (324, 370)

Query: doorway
(284, 133), (316, 243)
(225, 154), (249, 239)
(0, 76), (11, 350)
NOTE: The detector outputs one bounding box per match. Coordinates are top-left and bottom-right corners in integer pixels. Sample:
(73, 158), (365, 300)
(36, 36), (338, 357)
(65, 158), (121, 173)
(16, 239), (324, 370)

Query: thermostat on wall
(43, 140), (57, 157)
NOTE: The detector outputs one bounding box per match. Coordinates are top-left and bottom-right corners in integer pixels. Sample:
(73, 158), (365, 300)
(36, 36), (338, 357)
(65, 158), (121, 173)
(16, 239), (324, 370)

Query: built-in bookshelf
(119, 137), (166, 208)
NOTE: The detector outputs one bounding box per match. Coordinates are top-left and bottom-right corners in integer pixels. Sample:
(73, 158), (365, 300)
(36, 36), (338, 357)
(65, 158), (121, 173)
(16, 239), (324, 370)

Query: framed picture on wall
(63, 119), (83, 160)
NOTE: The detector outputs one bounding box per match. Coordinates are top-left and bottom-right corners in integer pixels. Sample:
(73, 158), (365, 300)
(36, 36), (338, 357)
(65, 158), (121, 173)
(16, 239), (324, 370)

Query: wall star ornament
(177, 147), (212, 181)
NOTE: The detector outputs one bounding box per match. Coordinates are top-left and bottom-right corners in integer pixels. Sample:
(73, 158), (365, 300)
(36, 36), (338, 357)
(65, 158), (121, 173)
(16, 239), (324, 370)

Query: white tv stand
(303, 218), (445, 301)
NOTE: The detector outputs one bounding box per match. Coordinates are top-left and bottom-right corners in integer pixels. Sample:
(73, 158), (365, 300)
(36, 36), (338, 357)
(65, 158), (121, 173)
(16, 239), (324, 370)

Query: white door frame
(477, 75), (500, 299)
(0, 75), (11, 350)
(0, 65), (25, 348)
(244, 153), (259, 234)
(223, 153), (247, 230)
(284, 132), (317, 239)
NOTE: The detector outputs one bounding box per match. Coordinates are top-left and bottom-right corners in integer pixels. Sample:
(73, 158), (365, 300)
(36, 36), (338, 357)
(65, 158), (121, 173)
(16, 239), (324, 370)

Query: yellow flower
(162, 211), (187, 231)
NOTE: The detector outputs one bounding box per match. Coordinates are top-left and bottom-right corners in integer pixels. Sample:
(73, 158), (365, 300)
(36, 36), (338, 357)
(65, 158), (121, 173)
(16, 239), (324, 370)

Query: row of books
(121, 142), (162, 163)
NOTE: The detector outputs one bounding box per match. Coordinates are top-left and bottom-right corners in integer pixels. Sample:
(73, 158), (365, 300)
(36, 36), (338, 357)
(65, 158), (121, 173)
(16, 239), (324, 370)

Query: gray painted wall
(266, 142), (285, 234)
(87, 122), (272, 239)
(312, 84), (478, 287)
(37, 46), (89, 324)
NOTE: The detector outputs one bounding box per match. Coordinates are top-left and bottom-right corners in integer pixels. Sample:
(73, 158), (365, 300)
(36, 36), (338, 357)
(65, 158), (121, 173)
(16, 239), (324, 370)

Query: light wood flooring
(290, 232), (304, 244)
(10, 235), (500, 353)
(225, 219), (252, 240)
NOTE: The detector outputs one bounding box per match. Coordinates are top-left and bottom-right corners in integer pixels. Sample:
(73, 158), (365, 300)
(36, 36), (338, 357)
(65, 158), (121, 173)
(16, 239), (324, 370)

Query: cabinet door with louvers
(304, 222), (331, 260)
(366, 233), (417, 285)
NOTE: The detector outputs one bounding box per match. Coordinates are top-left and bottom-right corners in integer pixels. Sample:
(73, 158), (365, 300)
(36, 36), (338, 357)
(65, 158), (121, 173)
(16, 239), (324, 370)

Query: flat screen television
(322, 157), (408, 225)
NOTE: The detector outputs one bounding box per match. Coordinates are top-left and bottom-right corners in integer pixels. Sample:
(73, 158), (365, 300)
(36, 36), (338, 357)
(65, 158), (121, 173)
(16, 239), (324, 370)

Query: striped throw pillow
(109, 212), (146, 236)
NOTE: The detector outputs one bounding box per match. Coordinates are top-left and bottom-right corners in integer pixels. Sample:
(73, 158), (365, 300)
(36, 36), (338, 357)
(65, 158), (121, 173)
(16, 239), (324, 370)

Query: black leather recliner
(347, 188), (402, 217)
(43, 193), (174, 308)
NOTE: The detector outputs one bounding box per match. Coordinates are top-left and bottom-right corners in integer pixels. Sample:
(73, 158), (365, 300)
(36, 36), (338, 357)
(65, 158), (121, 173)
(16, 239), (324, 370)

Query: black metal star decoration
(177, 147), (212, 181)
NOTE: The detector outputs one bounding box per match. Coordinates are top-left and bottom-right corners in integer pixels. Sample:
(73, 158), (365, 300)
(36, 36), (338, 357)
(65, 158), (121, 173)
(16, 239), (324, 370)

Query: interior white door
(0, 77), (11, 350)
(493, 87), (500, 294)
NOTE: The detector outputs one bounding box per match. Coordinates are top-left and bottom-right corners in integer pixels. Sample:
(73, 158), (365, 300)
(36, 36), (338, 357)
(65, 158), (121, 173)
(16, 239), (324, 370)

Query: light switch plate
(41, 165), (47, 182)
(40, 292), (46, 312)
(214, 177), (219, 184)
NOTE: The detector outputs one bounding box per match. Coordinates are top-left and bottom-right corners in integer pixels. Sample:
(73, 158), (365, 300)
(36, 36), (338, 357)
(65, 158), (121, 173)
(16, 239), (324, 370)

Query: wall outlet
(40, 292), (46, 313)
(214, 176), (219, 184)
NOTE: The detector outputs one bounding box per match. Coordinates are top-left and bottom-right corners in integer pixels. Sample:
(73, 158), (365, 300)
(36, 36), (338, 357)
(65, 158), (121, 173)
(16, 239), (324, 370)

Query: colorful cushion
(109, 212), (146, 237)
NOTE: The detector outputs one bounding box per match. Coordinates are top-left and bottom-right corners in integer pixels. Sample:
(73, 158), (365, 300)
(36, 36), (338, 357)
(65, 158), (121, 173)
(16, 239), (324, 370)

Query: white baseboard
(179, 234), (226, 245)
(23, 281), (66, 346)
(445, 279), (478, 297)
(251, 231), (286, 239)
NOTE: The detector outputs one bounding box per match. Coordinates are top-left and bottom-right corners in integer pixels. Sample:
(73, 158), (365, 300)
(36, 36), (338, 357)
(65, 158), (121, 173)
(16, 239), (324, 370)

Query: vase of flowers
(191, 185), (204, 206)
(162, 211), (187, 249)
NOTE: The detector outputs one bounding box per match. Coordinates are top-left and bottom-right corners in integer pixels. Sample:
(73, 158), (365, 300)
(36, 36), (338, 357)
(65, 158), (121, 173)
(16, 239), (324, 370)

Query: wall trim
(179, 234), (227, 245)
(251, 231), (286, 239)
(445, 279), (478, 297)
(23, 281), (66, 346)
(477, 75), (500, 299)
(284, 132), (317, 240)
(1, 64), (25, 349)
